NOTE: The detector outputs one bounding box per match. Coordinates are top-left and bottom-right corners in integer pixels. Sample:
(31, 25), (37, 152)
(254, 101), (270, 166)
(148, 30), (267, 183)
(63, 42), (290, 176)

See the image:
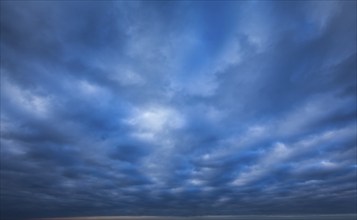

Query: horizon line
(36, 213), (357, 220)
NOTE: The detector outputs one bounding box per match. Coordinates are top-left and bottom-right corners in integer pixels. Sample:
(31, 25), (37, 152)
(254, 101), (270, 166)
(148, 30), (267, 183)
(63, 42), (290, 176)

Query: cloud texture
(1, 1), (356, 219)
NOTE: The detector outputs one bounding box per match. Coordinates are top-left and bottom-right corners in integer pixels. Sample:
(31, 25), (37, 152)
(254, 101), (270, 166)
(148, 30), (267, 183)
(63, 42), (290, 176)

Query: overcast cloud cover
(0, 1), (356, 219)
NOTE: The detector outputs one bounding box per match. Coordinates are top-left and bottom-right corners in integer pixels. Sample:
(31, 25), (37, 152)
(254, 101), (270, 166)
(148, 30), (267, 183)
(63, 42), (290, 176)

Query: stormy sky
(0, 1), (356, 219)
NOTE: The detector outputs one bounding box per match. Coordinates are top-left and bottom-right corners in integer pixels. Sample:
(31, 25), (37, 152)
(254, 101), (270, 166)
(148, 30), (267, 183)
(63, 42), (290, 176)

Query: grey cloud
(1, 1), (356, 220)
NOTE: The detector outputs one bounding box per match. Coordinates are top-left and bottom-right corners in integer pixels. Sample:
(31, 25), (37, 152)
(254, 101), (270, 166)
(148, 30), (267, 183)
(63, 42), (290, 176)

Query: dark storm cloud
(1, 1), (356, 220)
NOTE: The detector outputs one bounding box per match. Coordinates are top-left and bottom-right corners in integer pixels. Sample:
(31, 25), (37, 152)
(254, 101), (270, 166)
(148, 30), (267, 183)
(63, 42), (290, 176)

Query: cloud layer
(1, 1), (356, 219)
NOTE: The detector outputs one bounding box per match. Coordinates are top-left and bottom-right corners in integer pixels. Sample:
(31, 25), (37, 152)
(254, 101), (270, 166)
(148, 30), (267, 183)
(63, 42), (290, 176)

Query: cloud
(0, 1), (356, 219)
(125, 105), (185, 141)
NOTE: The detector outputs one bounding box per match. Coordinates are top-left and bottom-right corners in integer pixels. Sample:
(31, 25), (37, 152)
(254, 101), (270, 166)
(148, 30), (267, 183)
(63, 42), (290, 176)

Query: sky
(0, 1), (356, 220)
